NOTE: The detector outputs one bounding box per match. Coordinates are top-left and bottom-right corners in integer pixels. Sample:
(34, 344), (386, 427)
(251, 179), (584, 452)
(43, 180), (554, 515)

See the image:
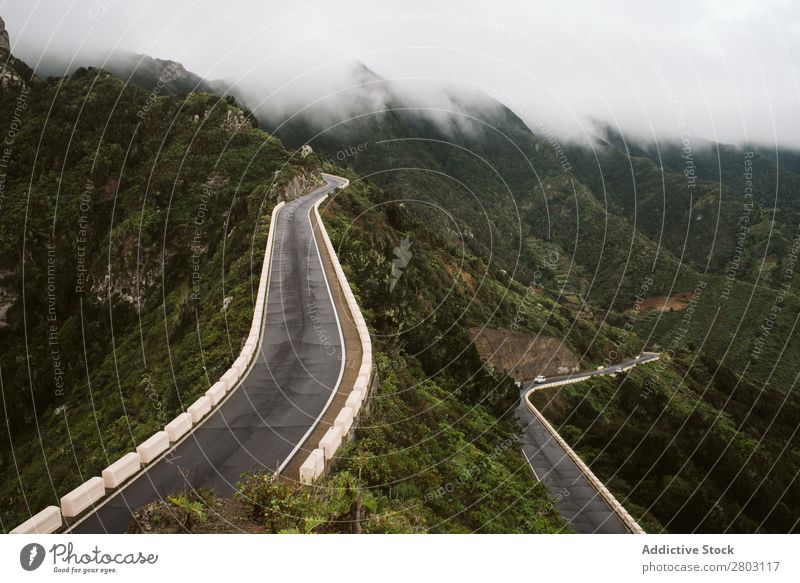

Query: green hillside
(0, 58), (319, 528)
(530, 353), (800, 533)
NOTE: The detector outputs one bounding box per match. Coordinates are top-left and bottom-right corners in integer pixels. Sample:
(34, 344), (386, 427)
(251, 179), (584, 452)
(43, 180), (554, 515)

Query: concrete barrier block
(354, 371), (370, 393)
(11, 505), (62, 534)
(346, 390), (363, 412)
(299, 456), (316, 484)
(334, 407), (354, 434)
(361, 334), (372, 352)
(233, 356), (249, 370)
(299, 449), (325, 484)
(206, 381), (227, 406)
(165, 412), (193, 443)
(239, 348), (253, 364)
(220, 367), (241, 386)
(136, 431), (169, 465)
(312, 447), (324, 475)
(101, 452), (141, 489)
(60, 476), (105, 518)
(319, 426), (343, 460)
(188, 395), (212, 423)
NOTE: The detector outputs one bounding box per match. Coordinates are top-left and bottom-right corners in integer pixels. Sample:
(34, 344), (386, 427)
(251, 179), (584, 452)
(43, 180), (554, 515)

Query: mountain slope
(0, 44), (319, 528)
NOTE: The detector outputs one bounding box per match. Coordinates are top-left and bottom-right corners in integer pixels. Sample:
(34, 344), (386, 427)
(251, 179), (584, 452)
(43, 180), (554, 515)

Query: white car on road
(533, 375), (547, 384)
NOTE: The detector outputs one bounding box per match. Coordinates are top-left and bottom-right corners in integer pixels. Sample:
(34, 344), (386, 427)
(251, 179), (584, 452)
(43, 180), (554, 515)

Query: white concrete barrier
(233, 356), (249, 370)
(60, 477), (105, 518)
(101, 452), (141, 489)
(165, 412), (193, 443)
(345, 390), (363, 411)
(136, 431), (169, 465)
(334, 407), (354, 434)
(357, 361), (371, 377)
(206, 381), (227, 406)
(319, 426), (343, 460)
(299, 457), (316, 484)
(188, 395), (212, 423)
(220, 367), (240, 386)
(354, 372), (370, 393)
(10, 506), (62, 534)
(299, 449), (325, 484)
(312, 446), (325, 475)
(239, 348), (253, 363)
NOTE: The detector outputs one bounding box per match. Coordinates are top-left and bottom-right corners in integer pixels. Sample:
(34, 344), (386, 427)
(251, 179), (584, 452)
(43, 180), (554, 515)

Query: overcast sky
(3, 0), (799, 146)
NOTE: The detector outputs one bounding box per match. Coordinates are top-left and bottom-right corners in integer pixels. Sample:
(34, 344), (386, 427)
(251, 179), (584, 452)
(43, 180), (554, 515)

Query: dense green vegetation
(131, 472), (422, 533)
(530, 354), (800, 533)
(0, 58), (319, 528)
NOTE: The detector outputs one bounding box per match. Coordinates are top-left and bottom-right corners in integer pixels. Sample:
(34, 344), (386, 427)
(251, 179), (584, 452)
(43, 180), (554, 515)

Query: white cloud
(3, 0), (799, 146)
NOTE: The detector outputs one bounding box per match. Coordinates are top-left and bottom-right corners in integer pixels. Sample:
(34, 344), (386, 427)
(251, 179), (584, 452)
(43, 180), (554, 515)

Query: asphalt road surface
(516, 353), (659, 533)
(70, 176), (346, 533)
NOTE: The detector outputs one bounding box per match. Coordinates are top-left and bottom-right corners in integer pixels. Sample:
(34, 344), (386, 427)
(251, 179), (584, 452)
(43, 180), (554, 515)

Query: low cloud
(4, 0), (799, 147)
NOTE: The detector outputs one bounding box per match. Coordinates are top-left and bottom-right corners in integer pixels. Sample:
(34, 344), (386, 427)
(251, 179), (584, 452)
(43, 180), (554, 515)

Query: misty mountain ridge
(28, 48), (226, 96)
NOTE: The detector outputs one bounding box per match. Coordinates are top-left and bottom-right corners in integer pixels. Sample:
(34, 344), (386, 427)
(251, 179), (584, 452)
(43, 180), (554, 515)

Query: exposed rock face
(275, 171), (323, 204)
(0, 17), (10, 54)
(0, 64), (23, 88)
(0, 15), (29, 89)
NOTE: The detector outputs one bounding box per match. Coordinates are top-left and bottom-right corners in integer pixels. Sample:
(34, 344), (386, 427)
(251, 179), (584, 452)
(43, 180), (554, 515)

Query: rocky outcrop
(273, 170), (324, 204)
(103, 50), (217, 96)
(0, 15), (33, 89)
(0, 17), (10, 54)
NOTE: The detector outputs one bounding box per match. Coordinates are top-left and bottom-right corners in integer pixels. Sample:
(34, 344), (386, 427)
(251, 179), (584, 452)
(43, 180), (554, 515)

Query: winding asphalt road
(69, 176), (346, 533)
(516, 353), (659, 533)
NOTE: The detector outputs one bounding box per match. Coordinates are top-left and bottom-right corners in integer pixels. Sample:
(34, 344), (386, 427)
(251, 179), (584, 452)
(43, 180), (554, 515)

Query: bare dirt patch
(469, 327), (579, 381)
(636, 292), (695, 314)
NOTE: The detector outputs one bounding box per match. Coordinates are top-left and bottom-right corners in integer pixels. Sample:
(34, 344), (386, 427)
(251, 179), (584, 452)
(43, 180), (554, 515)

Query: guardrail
(522, 356), (661, 534)
(10, 201), (286, 534)
(298, 174), (372, 485)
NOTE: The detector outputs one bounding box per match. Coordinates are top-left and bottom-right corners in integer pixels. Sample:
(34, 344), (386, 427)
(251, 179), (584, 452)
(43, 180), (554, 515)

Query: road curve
(69, 176), (347, 533)
(516, 354), (659, 533)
